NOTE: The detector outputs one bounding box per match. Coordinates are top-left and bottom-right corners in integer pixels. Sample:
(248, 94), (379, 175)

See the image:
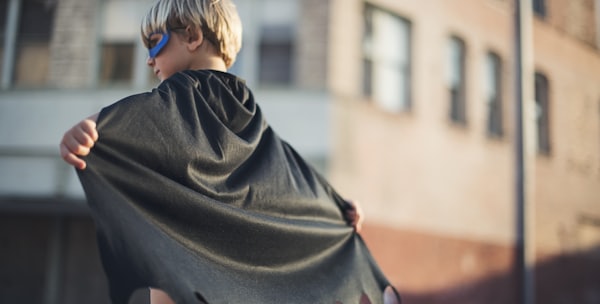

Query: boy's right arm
(59, 113), (99, 170)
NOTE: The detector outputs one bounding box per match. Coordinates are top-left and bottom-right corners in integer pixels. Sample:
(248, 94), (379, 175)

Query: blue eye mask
(148, 30), (171, 59)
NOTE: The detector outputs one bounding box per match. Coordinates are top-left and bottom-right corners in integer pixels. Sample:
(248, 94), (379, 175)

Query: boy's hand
(59, 114), (99, 170)
(344, 200), (364, 233)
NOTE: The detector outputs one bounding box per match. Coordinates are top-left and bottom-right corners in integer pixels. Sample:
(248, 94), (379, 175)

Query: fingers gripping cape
(77, 70), (394, 304)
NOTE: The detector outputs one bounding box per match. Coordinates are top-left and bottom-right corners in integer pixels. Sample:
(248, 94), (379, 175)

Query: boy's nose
(146, 56), (155, 66)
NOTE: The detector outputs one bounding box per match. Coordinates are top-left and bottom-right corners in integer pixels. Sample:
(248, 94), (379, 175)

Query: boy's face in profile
(146, 28), (196, 82)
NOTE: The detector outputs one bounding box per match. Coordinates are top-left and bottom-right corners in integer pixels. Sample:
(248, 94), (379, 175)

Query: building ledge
(0, 196), (89, 216)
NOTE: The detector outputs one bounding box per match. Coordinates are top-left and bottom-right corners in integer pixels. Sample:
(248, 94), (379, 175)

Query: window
(13, 0), (57, 87)
(99, 0), (142, 85)
(232, 0), (298, 87)
(447, 36), (467, 124)
(535, 72), (551, 154)
(258, 25), (294, 86)
(99, 43), (135, 84)
(485, 52), (503, 137)
(256, 0), (298, 87)
(363, 5), (412, 112)
(533, 0), (546, 17)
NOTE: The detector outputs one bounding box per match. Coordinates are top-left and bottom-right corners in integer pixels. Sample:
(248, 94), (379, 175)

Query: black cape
(77, 70), (396, 304)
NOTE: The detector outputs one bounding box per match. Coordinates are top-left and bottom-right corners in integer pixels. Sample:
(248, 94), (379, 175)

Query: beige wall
(533, 18), (600, 256)
(327, 0), (600, 294)
(329, 0), (518, 244)
(546, 0), (598, 48)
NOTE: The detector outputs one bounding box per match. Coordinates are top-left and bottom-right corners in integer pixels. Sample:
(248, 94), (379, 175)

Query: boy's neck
(188, 35), (228, 72)
(184, 37), (228, 72)
(191, 54), (227, 72)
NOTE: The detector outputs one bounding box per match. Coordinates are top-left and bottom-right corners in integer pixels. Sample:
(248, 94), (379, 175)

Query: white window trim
(364, 6), (411, 112)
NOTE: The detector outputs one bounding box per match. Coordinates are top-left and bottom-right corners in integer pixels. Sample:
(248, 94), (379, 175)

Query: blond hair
(141, 0), (242, 68)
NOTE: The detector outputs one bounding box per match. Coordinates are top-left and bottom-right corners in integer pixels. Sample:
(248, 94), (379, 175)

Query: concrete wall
(0, 0), (333, 302)
(48, 0), (98, 88)
(0, 88), (330, 200)
(295, 0), (330, 90)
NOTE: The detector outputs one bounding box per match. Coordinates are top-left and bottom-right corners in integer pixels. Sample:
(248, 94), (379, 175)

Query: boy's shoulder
(159, 69), (251, 100)
(98, 70), (247, 125)
(165, 69), (245, 88)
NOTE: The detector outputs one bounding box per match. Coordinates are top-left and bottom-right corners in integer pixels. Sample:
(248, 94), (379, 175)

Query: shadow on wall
(395, 246), (600, 304)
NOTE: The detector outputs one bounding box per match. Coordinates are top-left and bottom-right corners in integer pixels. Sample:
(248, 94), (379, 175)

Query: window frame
(534, 72), (551, 155)
(447, 35), (468, 125)
(98, 0), (154, 88)
(257, 24), (295, 87)
(98, 42), (136, 86)
(485, 51), (504, 138)
(362, 4), (413, 113)
(1, 0), (57, 89)
(533, 0), (547, 18)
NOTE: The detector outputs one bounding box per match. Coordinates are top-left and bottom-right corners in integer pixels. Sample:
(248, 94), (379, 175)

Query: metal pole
(595, 0), (600, 48)
(43, 217), (66, 304)
(514, 0), (535, 304)
(1, 0), (21, 89)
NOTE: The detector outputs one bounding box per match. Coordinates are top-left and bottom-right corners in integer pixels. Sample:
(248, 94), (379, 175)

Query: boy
(60, 0), (399, 303)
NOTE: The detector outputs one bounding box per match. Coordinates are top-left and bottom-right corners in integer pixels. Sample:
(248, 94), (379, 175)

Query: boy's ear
(185, 26), (204, 51)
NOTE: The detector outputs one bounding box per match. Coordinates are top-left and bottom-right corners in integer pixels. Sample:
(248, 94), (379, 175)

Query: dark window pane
(535, 72), (551, 154)
(533, 0), (546, 17)
(486, 52), (503, 137)
(450, 87), (463, 122)
(14, 0), (56, 87)
(449, 36), (467, 124)
(259, 42), (292, 85)
(362, 58), (373, 97)
(258, 26), (293, 86)
(19, 0), (55, 41)
(100, 43), (134, 84)
(0, 0), (6, 42)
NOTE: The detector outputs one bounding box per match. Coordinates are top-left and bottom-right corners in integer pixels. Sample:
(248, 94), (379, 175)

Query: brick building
(1, 0), (599, 303)
(326, 0), (600, 303)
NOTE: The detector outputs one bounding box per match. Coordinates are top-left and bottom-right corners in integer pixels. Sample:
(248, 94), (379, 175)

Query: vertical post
(595, 0), (600, 48)
(43, 218), (66, 304)
(514, 0), (535, 304)
(1, 0), (20, 89)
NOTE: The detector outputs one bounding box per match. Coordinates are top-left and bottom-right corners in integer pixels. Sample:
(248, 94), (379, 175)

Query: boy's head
(141, 0), (242, 68)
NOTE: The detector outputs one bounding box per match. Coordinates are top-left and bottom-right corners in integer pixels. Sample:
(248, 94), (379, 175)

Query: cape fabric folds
(77, 70), (394, 304)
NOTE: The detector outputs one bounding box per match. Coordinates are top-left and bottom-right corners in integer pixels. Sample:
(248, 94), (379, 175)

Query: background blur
(0, 0), (599, 303)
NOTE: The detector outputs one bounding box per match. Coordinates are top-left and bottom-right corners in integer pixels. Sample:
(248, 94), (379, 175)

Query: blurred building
(0, 0), (330, 303)
(1, 0), (599, 303)
(326, 0), (600, 303)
